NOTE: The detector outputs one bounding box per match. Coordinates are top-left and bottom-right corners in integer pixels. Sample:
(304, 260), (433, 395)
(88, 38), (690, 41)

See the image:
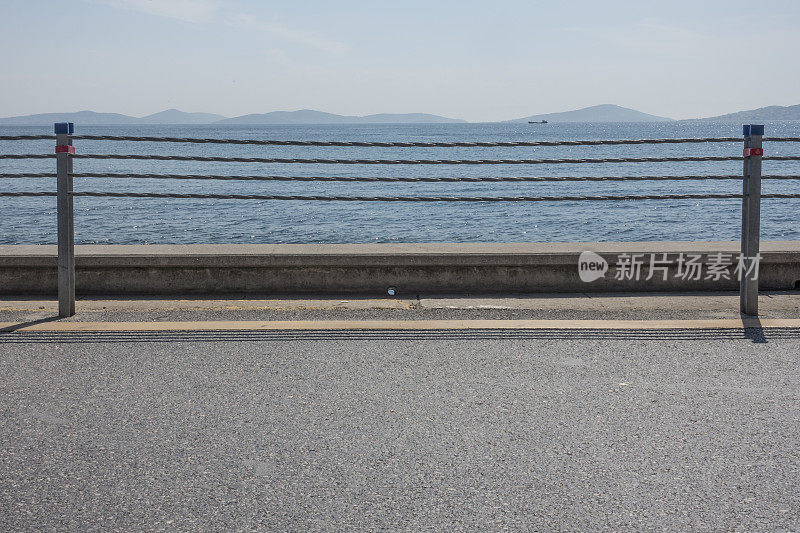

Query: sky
(1, 0), (799, 121)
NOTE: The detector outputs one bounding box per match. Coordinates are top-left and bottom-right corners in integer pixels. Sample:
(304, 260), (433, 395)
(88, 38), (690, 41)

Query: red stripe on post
(743, 148), (763, 157)
(55, 145), (75, 154)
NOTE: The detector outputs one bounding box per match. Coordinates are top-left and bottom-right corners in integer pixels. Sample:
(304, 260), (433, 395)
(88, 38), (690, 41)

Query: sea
(1, 122), (799, 245)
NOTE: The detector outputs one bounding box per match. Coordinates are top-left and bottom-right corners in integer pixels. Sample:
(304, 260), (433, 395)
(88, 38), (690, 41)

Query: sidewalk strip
(2, 318), (800, 332)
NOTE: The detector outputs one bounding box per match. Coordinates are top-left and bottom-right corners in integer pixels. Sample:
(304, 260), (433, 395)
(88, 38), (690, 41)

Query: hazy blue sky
(2, 0), (798, 121)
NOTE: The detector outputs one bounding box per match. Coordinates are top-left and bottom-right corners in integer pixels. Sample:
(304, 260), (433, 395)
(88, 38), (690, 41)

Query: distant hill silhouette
(506, 104), (673, 123)
(360, 113), (467, 124)
(0, 110), (141, 125)
(0, 108), (465, 125)
(695, 104), (800, 121)
(0, 109), (227, 125)
(216, 110), (352, 124)
(4, 104), (798, 125)
(215, 109), (466, 124)
(138, 109), (227, 124)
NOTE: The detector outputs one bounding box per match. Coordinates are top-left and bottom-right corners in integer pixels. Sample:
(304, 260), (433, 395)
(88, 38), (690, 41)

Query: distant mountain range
(505, 104), (674, 123)
(0, 109), (227, 125)
(1, 103), (798, 125)
(0, 108), (464, 125)
(693, 104), (800, 122)
(136, 109), (228, 124)
(215, 109), (465, 124)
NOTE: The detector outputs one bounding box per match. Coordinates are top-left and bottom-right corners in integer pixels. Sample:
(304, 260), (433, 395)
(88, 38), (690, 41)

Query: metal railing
(1, 123), (799, 317)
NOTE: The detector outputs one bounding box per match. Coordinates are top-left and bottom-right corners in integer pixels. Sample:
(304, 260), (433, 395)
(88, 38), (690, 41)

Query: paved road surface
(1, 329), (798, 530)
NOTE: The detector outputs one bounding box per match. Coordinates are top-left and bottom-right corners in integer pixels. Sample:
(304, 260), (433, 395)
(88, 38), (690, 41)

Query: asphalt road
(1, 331), (799, 531)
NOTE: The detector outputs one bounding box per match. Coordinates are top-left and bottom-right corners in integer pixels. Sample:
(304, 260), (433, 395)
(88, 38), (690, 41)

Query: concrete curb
(1, 242), (799, 295)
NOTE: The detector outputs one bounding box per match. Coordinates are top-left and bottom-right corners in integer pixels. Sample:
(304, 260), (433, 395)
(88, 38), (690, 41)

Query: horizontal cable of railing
(59, 172), (800, 182)
(3, 154), (800, 164)
(0, 154), (55, 159)
(4, 191), (800, 202)
(2, 135), (800, 146)
(4, 173), (800, 182)
(69, 136), (750, 146)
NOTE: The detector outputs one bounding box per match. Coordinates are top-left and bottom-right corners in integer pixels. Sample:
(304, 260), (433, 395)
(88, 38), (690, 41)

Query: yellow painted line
(1, 318), (799, 332)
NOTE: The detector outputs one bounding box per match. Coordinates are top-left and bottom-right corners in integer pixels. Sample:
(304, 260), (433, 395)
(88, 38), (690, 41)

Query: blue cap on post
(54, 122), (74, 134)
(743, 124), (764, 136)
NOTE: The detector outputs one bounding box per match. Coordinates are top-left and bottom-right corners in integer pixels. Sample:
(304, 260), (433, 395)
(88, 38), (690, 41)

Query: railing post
(55, 122), (75, 317)
(740, 124), (763, 316)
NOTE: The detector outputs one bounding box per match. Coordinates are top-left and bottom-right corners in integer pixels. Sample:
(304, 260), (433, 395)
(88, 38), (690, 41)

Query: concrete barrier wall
(1, 242), (799, 295)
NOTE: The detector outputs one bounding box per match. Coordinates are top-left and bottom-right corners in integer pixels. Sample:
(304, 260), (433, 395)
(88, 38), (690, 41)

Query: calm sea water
(1, 122), (798, 244)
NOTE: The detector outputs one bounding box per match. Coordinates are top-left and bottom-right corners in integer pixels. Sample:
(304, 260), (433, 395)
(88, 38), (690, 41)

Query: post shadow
(0, 315), (63, 333)
(740, 313), (767, 344)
